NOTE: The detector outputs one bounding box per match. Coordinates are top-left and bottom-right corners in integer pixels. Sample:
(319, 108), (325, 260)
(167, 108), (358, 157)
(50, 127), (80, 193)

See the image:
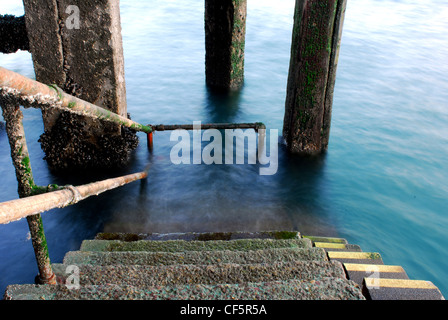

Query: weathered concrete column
(22, 0), (137, 170)
(1, 103), (56, 285)
(205, 0), (247, 91)
(283, 0), (347, 155)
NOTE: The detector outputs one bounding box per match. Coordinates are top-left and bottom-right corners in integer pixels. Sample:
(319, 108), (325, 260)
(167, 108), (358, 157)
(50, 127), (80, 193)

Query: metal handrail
(0, 66), (154, 285)
(0, 66), (152, 133)
(0, 65), (266, 285)
(0, 101), (148, 285)
(0, 171), (148, 225)
(0, 66), (266, 136)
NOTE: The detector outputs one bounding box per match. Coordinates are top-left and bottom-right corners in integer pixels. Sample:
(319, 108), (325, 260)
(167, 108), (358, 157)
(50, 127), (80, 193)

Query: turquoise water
(1, 0), (447, 297)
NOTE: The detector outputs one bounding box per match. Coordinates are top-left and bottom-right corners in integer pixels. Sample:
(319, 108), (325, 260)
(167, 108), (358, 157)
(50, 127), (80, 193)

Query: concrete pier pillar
(22, 0), (137, 170)
(283, 0), (347, 155)
(205, 0), (247, 91)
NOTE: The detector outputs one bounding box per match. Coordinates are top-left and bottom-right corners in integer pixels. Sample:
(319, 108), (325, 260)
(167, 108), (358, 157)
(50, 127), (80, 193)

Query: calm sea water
(1, 0), (447, 297)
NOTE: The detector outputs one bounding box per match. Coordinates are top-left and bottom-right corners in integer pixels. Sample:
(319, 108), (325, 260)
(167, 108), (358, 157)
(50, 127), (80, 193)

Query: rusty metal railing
(0, 66), (153, 134)
(0, 67), (155, 284)
(0, 65), (266, 285)
(0, 171), (148, 225)
(0, 66), (265, 148)
(0, 100), (149, 284)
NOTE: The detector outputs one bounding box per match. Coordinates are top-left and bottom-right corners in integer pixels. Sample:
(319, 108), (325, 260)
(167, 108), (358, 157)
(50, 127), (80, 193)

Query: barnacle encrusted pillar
(0, 15), (29, 54)
(205, 0), (247, 91)
(22, 0), (137, 171)
(283, 0), (347, 155)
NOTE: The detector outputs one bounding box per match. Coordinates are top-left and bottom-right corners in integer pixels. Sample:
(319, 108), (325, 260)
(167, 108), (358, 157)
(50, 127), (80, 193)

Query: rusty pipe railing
(0, 100), (148, 284)
(0, 171), (148, 225)
(146, 122), (266, 149)
(0, 68), (151, 284)
(0, 65), (267, 284)
(0, 66), (152, 134)
(0, 66), (267, 138)
(149, 122), (266, 132)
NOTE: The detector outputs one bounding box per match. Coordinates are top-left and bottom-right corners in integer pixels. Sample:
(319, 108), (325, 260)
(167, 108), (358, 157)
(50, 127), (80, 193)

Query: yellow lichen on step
(314, 242), (346, 249)
(364, 278), (438, 289)
(344, 263), (404, 273)
(328, 252), (381, 260)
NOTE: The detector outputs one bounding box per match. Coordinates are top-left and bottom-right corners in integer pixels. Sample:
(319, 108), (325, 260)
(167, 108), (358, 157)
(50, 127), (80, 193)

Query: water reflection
(204, 88), (242, 123)
(99, 91), (334, 237)
(273, 147), (337, 236)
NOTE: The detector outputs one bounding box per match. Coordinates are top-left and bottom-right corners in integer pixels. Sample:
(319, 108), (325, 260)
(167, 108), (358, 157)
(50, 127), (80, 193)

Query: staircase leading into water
(3, 231), (444, 300)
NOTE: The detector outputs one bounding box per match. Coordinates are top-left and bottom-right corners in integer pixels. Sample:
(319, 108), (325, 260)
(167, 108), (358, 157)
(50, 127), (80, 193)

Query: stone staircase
(3, 231), (444, 300)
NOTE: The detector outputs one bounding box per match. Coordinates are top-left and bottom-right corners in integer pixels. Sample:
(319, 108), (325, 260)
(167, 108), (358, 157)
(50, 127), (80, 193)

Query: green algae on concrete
(7, 231), (445, 301)
(205, 0), (247, 90)
(270, 231), (300, 239)
(96, 232), (144, 242)
(4, 278), (366, 300)
(51, 260), (347, 288)
(283, 0), (347, 155)
(80, 238), (312, 253)
(95, 230), (300, 242)
(63, 247), (328, 266)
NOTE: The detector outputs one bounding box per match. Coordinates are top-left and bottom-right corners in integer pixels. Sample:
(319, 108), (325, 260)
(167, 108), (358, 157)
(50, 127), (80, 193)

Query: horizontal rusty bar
(0, 171), (148, 225)
(0, 66), (152, 133)
(150, 122), (266, 132)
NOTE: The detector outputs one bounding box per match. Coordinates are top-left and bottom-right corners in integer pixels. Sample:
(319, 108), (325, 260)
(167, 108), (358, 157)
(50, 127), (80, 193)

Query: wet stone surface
(63, 247), (328, 266)
(4, 279), (365, 300)
(51, 261), (347, 287)
(80, 238), (313, 253)
(95, 231), (300, 242)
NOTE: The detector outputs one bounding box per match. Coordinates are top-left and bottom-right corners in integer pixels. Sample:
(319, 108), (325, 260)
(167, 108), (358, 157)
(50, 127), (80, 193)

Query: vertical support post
(23, 0), (137, 170)
(283, 0), (347, 154)
(322, 0), (347, 151)
(0, 103), (56, 285)
(147, 132), (153, 151)
(205, 0), (247, 91)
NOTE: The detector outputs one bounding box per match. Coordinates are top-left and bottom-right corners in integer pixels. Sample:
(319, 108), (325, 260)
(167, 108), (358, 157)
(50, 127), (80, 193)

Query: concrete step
(95, 231), (300, 242)
(302, 236), (348, 245)
(80, 238), (313, 253)
(52, 260), (346, 288)
(343, 263), (409, 287)
(63, 247), (328, 266)
(327, 251), (384, 265)
(4, 278), (365, 300)
(362, 278), (445, 300)
(314, 242), (362, 252)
